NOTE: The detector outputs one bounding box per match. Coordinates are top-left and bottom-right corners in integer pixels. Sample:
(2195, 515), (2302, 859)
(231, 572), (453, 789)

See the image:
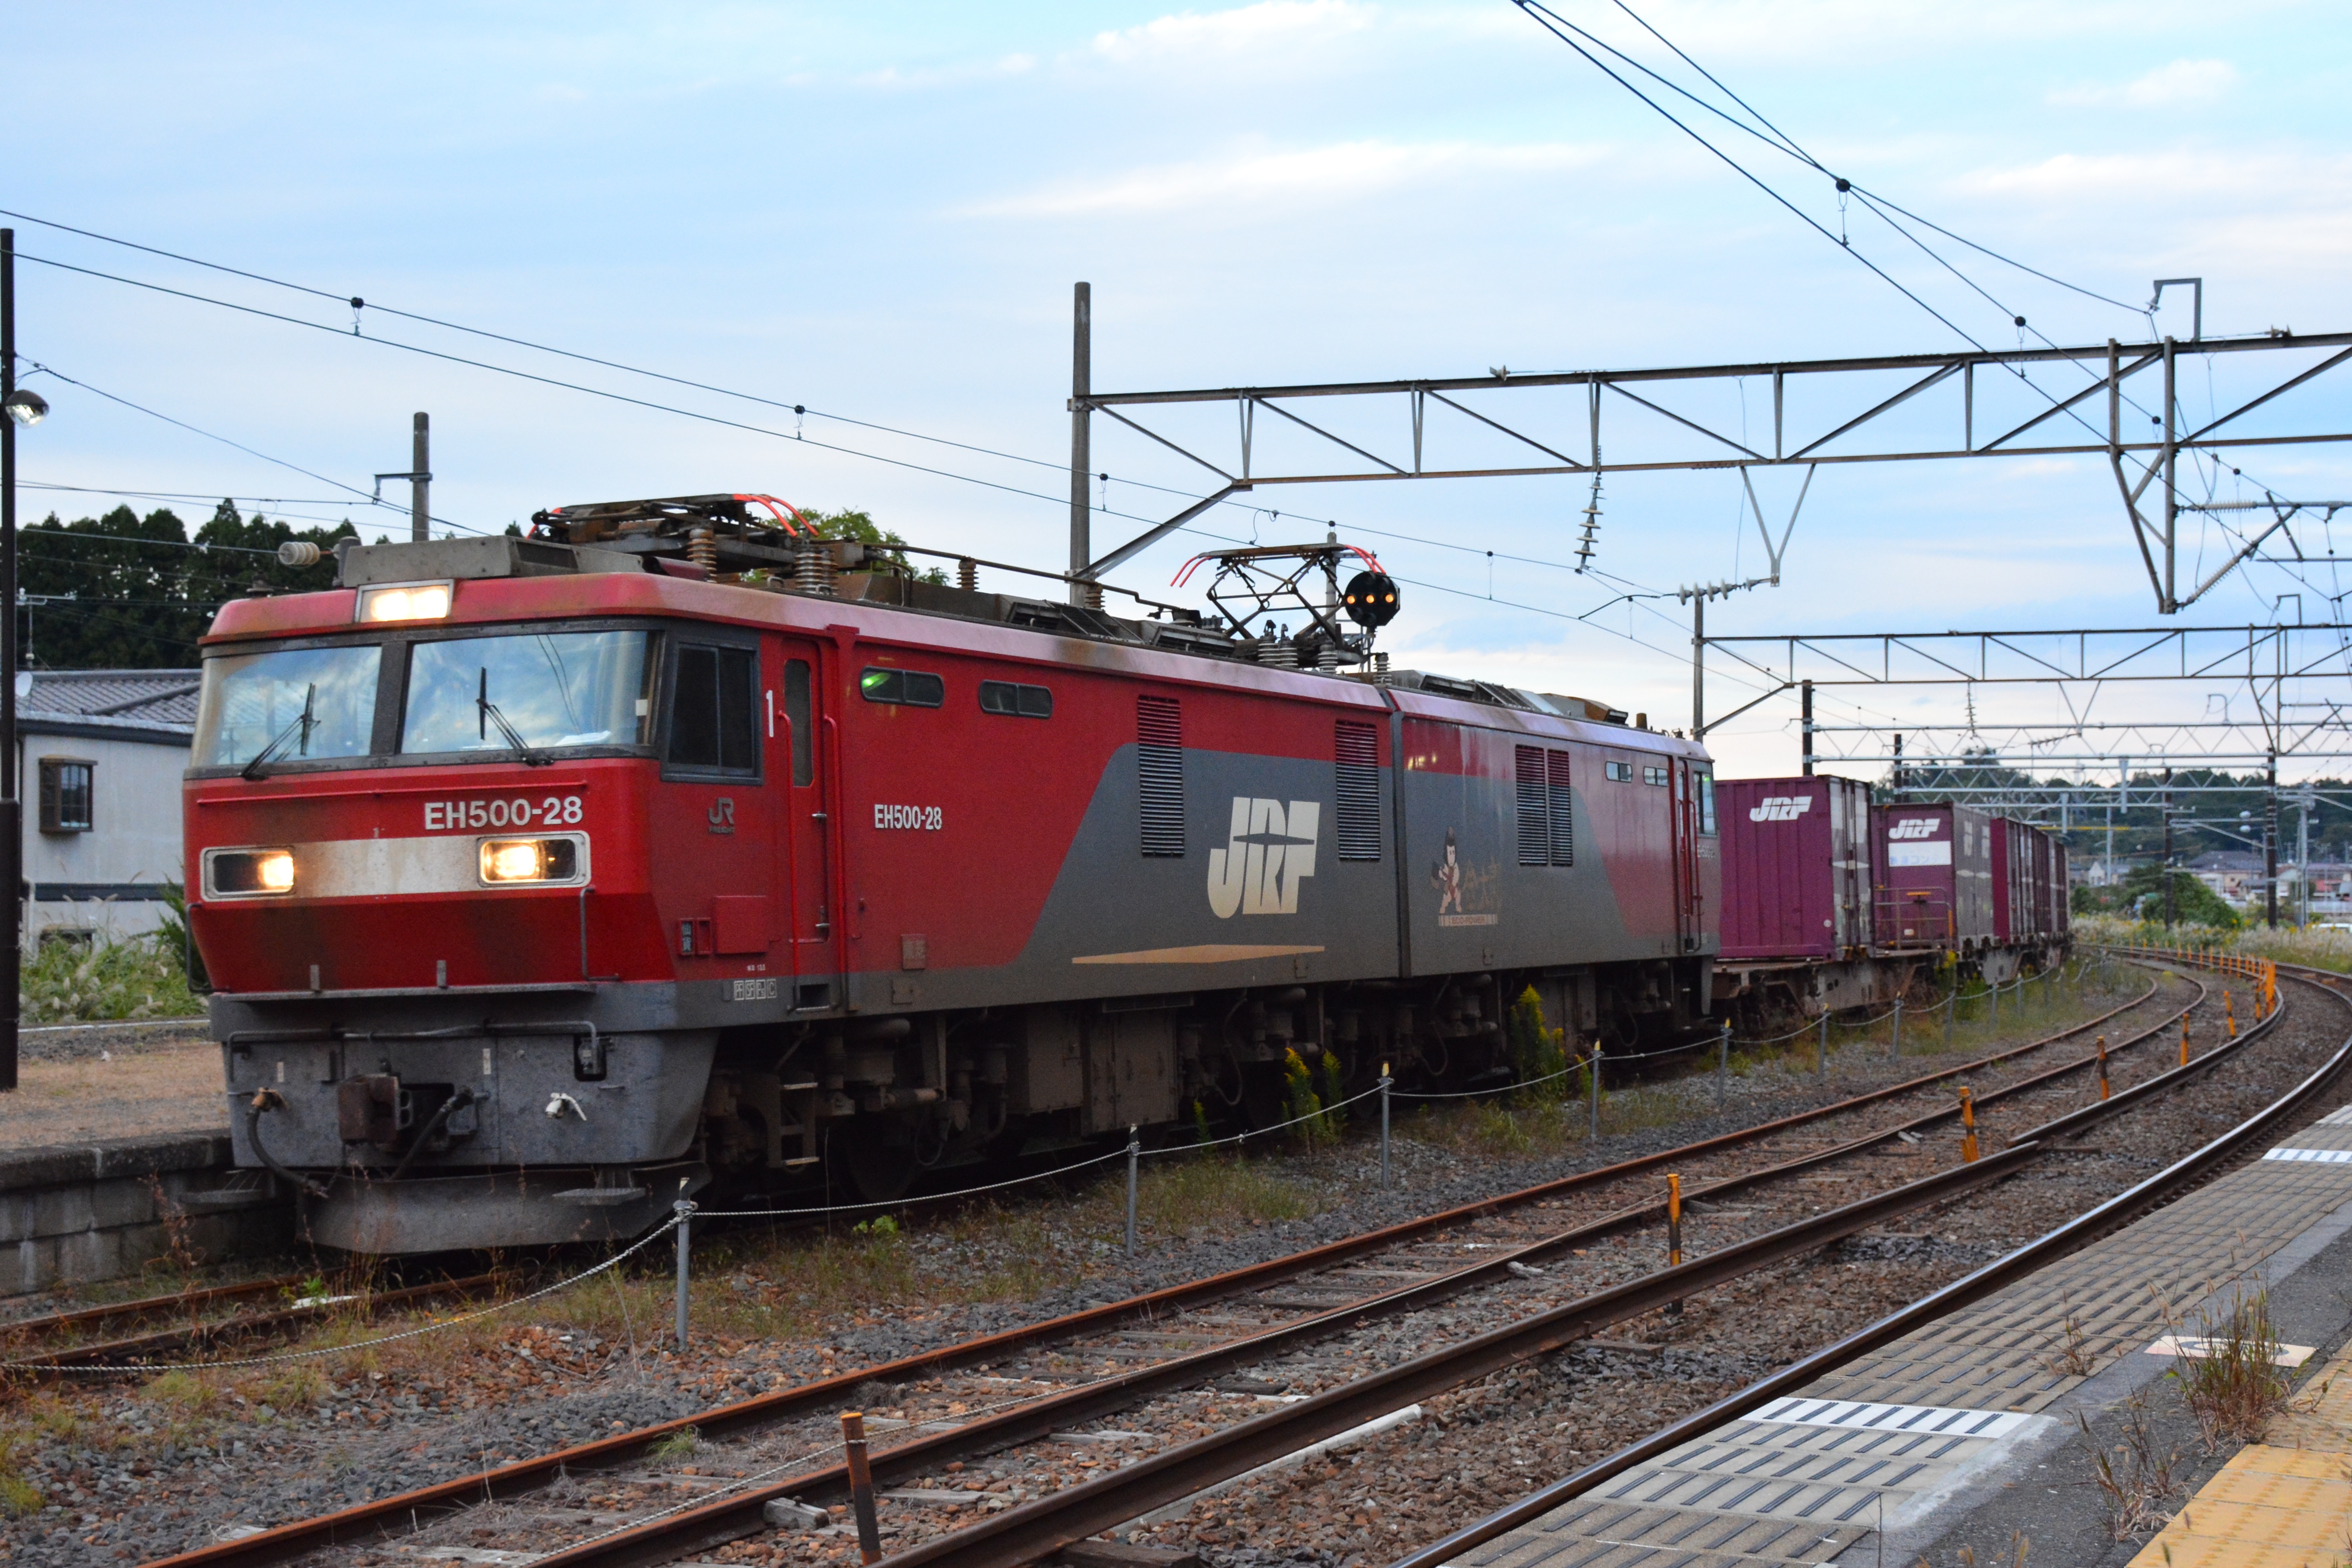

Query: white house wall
(16, 731), (190, 944)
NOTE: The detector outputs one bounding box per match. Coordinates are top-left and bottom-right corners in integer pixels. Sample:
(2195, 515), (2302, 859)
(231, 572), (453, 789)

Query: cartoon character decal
(1431, 828), (1463, 915)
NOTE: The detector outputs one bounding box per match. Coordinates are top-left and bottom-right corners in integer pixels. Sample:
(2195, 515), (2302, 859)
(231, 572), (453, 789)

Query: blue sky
(9, 1), (2351, 781)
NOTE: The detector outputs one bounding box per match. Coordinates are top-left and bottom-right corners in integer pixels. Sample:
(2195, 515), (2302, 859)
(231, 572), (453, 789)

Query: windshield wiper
(477, 669), (552, 767)
(242, 684), (317, 780)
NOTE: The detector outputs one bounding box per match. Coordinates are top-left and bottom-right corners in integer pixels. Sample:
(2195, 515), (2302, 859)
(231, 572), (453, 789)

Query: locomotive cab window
(668, 643), (760, 775)
(1697, 770), (1716, 835)
(38, 759), (93, 834)
(1604, 760), (1632, 783)
(860, 667), (945, 708)
(1642, 765), (1669, 786)
(979, 680), (1052, 718)
(402, 630), (654, 757)
(783, 658), (813, 785)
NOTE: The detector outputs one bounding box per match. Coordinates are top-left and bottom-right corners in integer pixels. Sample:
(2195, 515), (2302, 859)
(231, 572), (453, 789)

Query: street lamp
(3, 389), (47, 427)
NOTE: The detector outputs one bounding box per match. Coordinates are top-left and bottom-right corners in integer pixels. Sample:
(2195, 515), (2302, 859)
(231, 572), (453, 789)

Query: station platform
(1457, 1104), (2352, 1568)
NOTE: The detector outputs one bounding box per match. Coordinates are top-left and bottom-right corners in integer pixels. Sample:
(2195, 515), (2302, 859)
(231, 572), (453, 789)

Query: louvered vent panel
(1137, 696), (1185, 858)
(1515, 745), (1549, 867)
(1545, 749), (1574, 866)
(1335, 721), (1382, 861)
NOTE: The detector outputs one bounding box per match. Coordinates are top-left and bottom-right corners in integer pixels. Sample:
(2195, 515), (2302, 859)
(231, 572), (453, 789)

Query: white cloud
(2049, 58), (2240, 107)
(959, 138), (1605, 217)
(1090, 0), (1376, 62)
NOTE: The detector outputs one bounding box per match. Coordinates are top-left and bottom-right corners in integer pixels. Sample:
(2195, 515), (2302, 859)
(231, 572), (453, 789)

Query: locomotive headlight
(478, 836), (582, 885)
(356, 581), (453, 623)
(205, 847), (296, 897)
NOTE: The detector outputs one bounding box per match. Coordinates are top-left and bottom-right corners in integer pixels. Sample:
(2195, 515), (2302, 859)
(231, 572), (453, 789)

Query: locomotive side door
(1672, 759), (1700, 951)
(768, 639), (839, 1007)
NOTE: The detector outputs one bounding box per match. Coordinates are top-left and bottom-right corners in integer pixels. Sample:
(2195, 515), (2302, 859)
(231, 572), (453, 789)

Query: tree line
(19, 501), (366, 669)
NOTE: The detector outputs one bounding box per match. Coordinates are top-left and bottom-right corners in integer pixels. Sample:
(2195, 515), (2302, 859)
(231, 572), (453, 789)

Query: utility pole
(2266, 750), (2280, 929)
(0, 230), (19, 1092)
(1068, 282), (1091, 607)
(1800, 680), (1814, 776)
(2162, 767), (2176, 928)
(1890, 731), (1903, 799)
(1690, 593), (1704, 739)
(2299, 784), (2313, 927)
(410, 413), (430, 542)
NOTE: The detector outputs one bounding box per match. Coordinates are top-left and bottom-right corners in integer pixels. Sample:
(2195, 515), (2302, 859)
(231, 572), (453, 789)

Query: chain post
(1717, 1022), (1729, 1106)
(1379, 1063), (1392, 1190)
(1125, 1126), (1139, 1257)
(673, 1199), (695, 1354)
(1589, 1040), (1603, 1138)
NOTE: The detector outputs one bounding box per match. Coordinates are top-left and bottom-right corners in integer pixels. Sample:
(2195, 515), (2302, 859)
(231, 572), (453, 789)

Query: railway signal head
(1343, 570), (1399, 628)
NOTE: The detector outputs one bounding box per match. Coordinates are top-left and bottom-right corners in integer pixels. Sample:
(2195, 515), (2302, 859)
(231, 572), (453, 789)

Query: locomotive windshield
(193, 644), (382, 768)
(401, 631), (653, 755)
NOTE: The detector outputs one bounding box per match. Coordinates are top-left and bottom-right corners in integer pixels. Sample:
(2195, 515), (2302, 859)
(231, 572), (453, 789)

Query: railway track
(0, 1269), (514, 1377)
(136, 961), (2224, 1568)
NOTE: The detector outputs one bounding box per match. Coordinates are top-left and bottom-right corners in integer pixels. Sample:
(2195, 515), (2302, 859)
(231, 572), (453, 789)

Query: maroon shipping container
(1990, 819), (2018, 942)
(2049, 838), (2070, 936)
(1873, 802), (1996, 949)
(1718, 776), (1873, 960)
(2030, 830), (2054, 939)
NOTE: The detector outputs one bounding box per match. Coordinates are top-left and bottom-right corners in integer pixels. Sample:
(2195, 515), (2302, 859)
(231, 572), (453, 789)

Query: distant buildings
(14, 670), (196, 945)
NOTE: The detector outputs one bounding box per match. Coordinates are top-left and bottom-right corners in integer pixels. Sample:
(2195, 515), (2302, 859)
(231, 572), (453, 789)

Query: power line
(5, 213), (1672, 584)
(16, 358), (485, 539)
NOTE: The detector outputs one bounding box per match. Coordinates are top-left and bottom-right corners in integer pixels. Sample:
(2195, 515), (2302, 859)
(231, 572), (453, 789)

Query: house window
(38, 759), (93, 834)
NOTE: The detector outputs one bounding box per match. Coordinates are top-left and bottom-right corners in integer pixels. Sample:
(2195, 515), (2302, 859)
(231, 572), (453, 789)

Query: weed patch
(20, 931), (199, 1023)
(2173, 1288), (2293, 1446)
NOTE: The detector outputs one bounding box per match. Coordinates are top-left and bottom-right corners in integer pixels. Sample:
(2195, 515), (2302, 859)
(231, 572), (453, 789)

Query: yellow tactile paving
(2129, 1337), (2352, 1567)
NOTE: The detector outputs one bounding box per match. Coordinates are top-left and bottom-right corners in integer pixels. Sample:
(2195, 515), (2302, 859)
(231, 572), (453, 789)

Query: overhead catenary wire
(1514, 0), (2312, 600)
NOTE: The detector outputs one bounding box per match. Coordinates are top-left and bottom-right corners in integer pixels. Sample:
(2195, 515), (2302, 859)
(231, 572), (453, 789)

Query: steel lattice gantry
(1067, 322), (2352, 615)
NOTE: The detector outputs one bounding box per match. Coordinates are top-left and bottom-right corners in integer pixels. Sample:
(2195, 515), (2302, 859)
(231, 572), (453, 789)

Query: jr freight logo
(1887, 817), (1941, 839)
(1748, 796), (1814, 823)
(1208, 798), (1321, 918)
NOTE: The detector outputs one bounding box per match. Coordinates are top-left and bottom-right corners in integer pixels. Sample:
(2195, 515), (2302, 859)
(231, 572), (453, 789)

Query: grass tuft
(2172, 1288), (2293, 1446)
(20, 930), (199, 1023)
(646, 1425), (699, 1462)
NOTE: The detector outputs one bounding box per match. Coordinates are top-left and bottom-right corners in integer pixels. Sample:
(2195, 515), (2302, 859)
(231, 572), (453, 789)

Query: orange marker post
(2181, 1015), (2191, 1067)
(1666, 1172), (1684, 1316)
(1667, 1173), (1683, 1268)
(1959, 1086), (1979, 1163)
(842, 1412), (882, 1566)
(2226, 991), (2236, 1039)
(2097, 1035), (2109, 1101)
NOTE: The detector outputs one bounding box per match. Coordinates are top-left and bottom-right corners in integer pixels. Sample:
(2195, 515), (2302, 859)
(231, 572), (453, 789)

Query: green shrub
(21, 929), (201, 1023)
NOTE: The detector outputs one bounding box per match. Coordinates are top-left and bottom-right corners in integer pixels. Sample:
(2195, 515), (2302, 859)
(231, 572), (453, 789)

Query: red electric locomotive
(186, 498), (1719, 1252)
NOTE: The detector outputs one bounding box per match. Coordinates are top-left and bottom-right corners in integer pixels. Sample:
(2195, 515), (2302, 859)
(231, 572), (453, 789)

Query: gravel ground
(0, 1028), (217, 1151)
(0, 966), (2235, 1566)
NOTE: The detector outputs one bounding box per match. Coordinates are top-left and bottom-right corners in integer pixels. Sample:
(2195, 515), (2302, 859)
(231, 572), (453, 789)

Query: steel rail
(0, 1272), (318, 1343)
(541, 1148), (2047, 1568)
(1386, 956), (2349, 1568)
(141, 969), (2179, 1568)
(14, 1270), (512, 1375)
